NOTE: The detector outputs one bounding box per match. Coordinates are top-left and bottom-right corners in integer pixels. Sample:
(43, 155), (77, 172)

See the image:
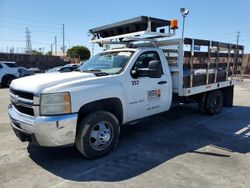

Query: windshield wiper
(82, 69), (109, 76)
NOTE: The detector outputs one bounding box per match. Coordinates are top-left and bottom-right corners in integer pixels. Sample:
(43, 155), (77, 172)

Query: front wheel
(2, 75), (15, 87)
(76, 111), (120, 159)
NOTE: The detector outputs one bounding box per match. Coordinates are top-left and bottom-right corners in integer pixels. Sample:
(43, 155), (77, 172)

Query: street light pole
(63, 24), (65, 56)
(182, 16), (185, 39)
(180, 8), (189, 39)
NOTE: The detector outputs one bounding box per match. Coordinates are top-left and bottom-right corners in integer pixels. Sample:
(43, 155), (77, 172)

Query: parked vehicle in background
(0, 61), (20, 87)
(29, 67), (42, 73)
(8, 16), (244, 159)
(47, 64), (79, 73)
(47, 66), (63, 73)
(19, 67), (35, 77)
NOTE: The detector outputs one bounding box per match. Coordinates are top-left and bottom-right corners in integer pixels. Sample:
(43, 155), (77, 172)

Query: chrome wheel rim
(89, 121), (114, 150)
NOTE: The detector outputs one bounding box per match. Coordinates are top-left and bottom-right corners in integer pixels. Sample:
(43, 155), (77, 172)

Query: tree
(45, 51), (52, 56)
(31, 50), (43, 56)
(67, 45), (90, 61)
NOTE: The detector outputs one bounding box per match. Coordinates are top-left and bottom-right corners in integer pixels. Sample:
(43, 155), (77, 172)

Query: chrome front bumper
(8, 104), (78, 147)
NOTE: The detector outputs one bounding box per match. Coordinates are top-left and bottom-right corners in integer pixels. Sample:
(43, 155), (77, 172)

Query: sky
(0, 0), (250, 54)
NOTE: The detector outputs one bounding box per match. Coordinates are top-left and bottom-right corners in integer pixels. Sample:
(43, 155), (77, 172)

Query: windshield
(79, 51), (134, 74)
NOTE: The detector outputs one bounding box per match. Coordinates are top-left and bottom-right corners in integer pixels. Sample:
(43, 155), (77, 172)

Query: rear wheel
(76, 111), (120, 159)
(205, 90), (224, 115)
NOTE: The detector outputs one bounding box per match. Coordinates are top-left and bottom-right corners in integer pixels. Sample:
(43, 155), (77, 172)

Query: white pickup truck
(8, 16), (243, 159)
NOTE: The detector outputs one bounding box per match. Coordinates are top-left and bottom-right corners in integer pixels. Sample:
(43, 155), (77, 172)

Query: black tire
(2, 75), (15, 88)
(76, 111), (120, 159)
(198, 93), (207, 113)
(205, 90), (224, 115)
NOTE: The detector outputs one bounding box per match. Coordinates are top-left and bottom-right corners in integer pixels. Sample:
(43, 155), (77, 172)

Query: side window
(0, 64), (3, 69)
(133, 51), (161, 69)
(5, 63), (18, 68)
(131, 51), (163, 78)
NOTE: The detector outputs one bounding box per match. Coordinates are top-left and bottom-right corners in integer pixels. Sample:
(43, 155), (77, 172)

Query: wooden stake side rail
(184, 38), (244, 50)
(162, 38), (243, 96)
(181, 38), (243, 91)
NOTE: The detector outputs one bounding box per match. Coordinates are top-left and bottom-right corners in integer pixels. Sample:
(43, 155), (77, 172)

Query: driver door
(125, 51), (169, 122)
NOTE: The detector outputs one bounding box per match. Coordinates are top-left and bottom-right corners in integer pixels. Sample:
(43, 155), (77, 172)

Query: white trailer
(8, 16), (243, 159)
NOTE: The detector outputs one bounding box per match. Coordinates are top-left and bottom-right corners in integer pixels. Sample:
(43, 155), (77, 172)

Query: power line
(0, 39), (51, 45)
(0, 14), (62, 26)
(0, 24), (62, 35)
(0, 23), (61, 33)
(0, 19), (62, 31)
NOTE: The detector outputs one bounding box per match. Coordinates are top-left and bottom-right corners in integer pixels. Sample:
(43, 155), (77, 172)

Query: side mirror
(148, 60), (163, 78)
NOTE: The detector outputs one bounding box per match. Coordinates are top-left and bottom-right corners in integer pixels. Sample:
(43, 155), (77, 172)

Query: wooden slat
(184, 38), (244, 50)
(184, 51), (243, 58)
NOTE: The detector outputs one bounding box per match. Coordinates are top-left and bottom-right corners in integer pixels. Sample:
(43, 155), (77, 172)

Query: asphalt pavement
(0, 80), (249, 188)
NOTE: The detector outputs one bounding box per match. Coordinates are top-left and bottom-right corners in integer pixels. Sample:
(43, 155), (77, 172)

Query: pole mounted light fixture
(180, 8), (189, 39)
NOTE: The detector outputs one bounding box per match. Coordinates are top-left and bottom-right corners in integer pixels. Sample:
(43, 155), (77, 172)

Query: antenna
(25, 27), (32, 54)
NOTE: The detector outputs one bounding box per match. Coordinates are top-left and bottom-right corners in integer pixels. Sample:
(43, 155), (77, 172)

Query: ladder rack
(89, 16), (178, 45)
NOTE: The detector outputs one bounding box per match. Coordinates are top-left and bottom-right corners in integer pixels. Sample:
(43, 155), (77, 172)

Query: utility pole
(51, 44), (53, 55)
(25, 27), (32, 54)
(55, 36), (57, 55)
(236, 31), (240, 46)
(63, 24), (65, 56)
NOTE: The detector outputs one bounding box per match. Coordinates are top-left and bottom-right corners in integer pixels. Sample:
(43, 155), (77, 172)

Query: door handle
(158, 81), (167, 85)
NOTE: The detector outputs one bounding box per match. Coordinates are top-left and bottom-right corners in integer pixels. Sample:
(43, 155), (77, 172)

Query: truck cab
(8, 16), (243, 159)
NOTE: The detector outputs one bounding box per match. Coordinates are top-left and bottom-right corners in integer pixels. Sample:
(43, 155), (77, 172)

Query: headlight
(40, 92), (71, 116)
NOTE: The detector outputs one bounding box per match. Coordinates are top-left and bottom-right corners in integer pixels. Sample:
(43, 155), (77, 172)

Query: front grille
(10, 88), (34, 100)
(10, 88), (36, 117)
(12, 102), (35, 116)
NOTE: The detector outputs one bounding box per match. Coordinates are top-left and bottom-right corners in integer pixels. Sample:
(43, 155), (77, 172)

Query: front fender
(70, 82), (127, 122)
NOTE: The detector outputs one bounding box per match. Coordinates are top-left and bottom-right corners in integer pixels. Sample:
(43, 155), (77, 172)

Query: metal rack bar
(214, 43), (220, 83)
(232, 45), (237, 78)
(206, 41), (211, 84)
(240, 48), (244, 81)
(189, 39), (194, 87)
(226, 44), (231, 80)
(178, 39), (184, 96)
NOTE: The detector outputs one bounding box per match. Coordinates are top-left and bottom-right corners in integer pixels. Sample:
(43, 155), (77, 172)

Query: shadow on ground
(27, 105), (250, 182)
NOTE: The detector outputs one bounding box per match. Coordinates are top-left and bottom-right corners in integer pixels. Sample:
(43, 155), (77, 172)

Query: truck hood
(11, 72), (95, 93)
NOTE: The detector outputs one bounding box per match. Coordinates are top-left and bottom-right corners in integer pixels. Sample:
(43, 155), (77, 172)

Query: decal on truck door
(147, 89), (161, 102)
